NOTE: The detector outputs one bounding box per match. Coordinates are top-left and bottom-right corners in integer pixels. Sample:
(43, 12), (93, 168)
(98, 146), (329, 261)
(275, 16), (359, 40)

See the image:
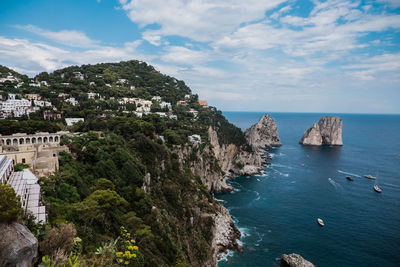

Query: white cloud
(119, 0), (286, 43)
(0, 36), (146, 75)
(160, 46), (210, 64)
(15, 25), (99, 48)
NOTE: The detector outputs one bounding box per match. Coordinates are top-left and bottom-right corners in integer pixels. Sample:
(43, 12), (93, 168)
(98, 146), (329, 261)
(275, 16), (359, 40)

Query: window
(22, 158), (25, 164)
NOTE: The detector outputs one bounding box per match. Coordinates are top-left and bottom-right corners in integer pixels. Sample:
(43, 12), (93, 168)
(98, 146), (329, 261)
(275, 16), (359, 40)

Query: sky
(0, 0), (399, 114)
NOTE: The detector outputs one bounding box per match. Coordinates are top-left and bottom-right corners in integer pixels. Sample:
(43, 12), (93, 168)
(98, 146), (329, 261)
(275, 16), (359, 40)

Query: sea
(216, 112), (400, 267)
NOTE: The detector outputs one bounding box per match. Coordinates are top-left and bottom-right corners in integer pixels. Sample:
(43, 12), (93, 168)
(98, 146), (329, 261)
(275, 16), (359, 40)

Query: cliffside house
(65, 118), (84, 126)
(43, 110), (61, 120)
(177, 100), (188, 105)
(198, 100), (209, 108)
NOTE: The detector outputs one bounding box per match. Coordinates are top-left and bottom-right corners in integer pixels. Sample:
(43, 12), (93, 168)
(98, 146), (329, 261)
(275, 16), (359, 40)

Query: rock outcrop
(208, 127), (264, 178)
(299, 116), (343, 146)
(245, 114), (282, 151)
(281, 253), (315, 267)
(211, 205), (242, 262)
(0, 222), (38, 267)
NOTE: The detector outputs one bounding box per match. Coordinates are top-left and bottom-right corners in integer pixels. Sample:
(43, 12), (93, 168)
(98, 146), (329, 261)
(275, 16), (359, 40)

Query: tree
(0, 184), (22, 223)
(73, 190), (128, 232)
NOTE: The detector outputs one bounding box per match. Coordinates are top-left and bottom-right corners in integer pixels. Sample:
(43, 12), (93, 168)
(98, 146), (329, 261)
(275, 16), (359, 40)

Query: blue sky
(0, 0), (399, 113)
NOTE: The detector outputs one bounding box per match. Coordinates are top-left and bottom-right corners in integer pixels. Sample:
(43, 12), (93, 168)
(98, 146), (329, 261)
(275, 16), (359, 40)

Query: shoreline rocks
(281, 253), (315, 267)
(299, 116), (343, 146)
(245, 114), (282, 152)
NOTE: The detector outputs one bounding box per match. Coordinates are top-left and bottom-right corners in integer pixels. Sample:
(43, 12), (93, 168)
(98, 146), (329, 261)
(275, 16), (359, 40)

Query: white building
(189, 108), (198, 118)
(29, 82), (41, 87)
(65, 118), (84, 126)
(89, 81), (96, 86)
(155, 112), (167, 117)
(184, 94), (191, 99)
(160, 101), (172, 110)
(40, 81), (49, 87)
(73, 71), (84, 80)
(1, 97), (32, 117)
(87, 92), (99, 99)
(188, 134), (201, 144)
(117, 79), (127, 84)
(33, 100), (52, 107)
(0, 155), (46, 224)
(65, 97), (79, 106)
(135, 99), (152, 113)
(152, 96), (162, 101)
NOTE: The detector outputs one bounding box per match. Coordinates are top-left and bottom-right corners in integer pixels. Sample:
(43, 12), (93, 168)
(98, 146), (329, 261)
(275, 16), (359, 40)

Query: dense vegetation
(0, 60), (251, 266)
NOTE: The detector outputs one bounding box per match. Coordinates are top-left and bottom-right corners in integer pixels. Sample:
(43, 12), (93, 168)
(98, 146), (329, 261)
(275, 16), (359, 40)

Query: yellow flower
(133, 254), (137, 258)
(133, 246), (138, 251)
(130, 240), (135, 243)
(118, 259), (123, 263)
(127, 246), (134, 250)
(124, 261), (129, 265)
(116, 252), (123, 257)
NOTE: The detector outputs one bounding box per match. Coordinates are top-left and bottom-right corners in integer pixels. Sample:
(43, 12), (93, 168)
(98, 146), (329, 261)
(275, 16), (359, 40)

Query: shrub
(40, 223), (77, 264)
(0, 184), (22, 223)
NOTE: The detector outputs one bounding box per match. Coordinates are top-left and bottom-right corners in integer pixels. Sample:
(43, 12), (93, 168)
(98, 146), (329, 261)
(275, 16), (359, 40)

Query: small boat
(317, 218), (325, 226)
(374, 184), (382, 193)
(346, 176), (354, 181)
(328, 178), (332, 182)
(256, 178), (260, 182)
(364, 174), (376, 180)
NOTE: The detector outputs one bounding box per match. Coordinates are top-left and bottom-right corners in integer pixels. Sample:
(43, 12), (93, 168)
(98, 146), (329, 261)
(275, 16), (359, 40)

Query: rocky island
(245, 114), (282, 151)
(299, 116), (343, 146)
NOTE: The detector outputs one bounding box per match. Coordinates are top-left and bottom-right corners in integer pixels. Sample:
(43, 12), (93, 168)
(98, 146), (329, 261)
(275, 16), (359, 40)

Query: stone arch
(38, 137), (42, 143)
(43, 137), (48, 143)
(49, 136), (54, 142)
(25, 138), (31, 144)
(1, 139), (4, 145)
(6, 139), (11, 145)
(32, 137), (36, 144)
(55, 136), (59, 142)
(13, 139), (18, 145)
(19, 138), (24, 145)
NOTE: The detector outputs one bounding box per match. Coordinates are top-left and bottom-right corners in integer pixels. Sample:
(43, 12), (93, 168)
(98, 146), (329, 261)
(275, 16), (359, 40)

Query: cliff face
(245, 114), (282, 151)
(0, 222), (38, 267)
(208, 127), (264, 178)
(299, 116), (343, 146)
(175, 127), (264, 193)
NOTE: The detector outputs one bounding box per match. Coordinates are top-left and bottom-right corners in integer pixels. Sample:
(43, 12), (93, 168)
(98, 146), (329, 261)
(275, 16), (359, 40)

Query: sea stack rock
(0, 222), (38, 267)
(245, 114), (281, 151)
(281, 253), (315, 267)
(299, 116), (343, 146)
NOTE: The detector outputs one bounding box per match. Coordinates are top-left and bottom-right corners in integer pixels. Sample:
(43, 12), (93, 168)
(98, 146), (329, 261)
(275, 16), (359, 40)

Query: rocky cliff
(299, 116), (343, 146)
(245, 114), (282, 151)
(0, 222), (38, 267)
(281, 253), (315, 267)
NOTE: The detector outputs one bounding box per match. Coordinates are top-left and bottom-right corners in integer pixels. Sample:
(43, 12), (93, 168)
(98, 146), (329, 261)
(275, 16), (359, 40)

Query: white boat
(364, 174), (376, 180)
(374, 184), (382, 193)
(317, 218), (325, 226)
(328, 178), (332, 182)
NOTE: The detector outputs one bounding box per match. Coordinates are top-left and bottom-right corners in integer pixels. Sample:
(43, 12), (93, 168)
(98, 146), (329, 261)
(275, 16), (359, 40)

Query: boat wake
(338, 170), (361, 178)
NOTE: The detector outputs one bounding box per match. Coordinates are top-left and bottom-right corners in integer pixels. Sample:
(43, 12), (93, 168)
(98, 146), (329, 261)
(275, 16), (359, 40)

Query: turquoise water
(217, 112), (400, 267)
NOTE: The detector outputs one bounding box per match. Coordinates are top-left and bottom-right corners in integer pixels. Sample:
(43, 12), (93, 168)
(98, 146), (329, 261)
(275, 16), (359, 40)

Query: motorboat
(317, 218), (325, 226)
(346, 176), (354, 181)
(328, 178), (332, 182)
(364, 174), (376, 180)
(374, 184), (382, 193)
